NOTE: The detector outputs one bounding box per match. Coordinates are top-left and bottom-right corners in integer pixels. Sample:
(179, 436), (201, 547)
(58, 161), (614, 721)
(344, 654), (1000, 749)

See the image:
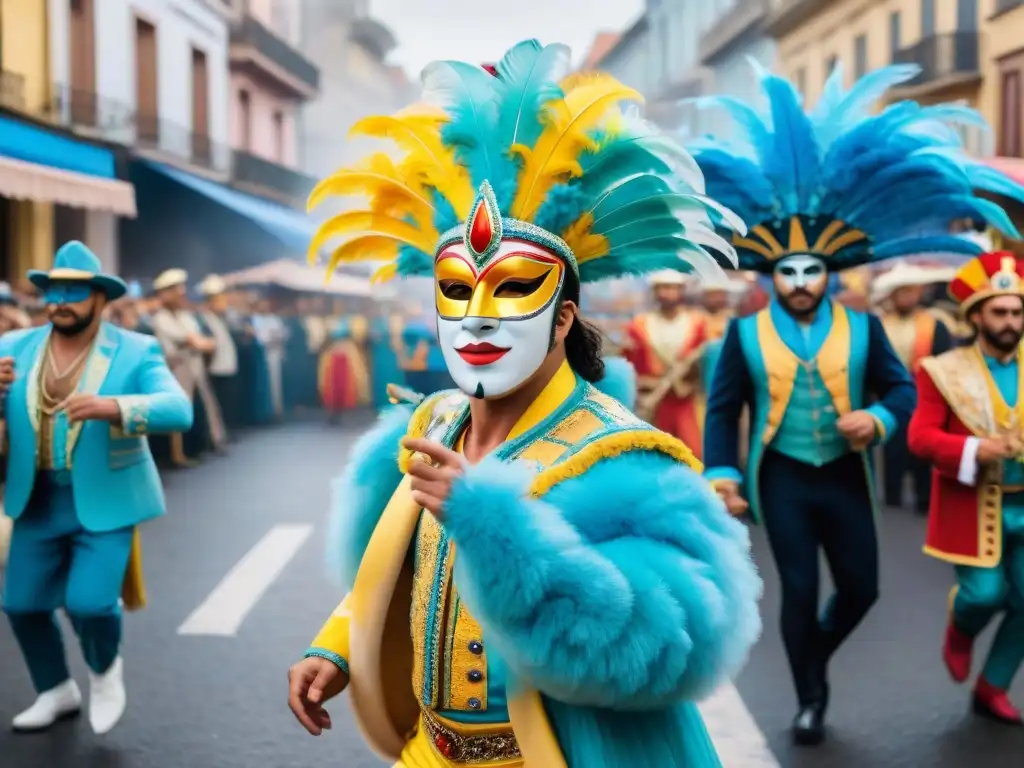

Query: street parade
(3, 2), (1024, 768)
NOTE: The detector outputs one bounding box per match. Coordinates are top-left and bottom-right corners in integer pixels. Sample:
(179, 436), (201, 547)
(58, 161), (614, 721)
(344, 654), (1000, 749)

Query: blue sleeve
(326, 404), (411, 587)
(863, 314), (917, 444)
(702, 319), (750, 484)
(112, 338), (194, 437)
(442, 451), (762, 709)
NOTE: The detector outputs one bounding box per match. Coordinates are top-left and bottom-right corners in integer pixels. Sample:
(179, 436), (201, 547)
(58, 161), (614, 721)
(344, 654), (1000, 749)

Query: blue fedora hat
(28, 241), (128, 300)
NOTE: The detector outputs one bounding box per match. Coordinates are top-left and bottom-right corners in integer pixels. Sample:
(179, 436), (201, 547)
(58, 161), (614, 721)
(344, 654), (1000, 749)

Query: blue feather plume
(689, 62), (1024, 272)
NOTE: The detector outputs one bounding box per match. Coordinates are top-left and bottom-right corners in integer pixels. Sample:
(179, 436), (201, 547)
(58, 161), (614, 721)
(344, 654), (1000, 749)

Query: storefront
(0, 110), (136, 283)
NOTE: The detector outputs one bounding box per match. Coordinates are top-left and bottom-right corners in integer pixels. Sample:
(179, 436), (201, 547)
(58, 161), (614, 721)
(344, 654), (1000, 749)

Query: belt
(421, 709), (521, 764)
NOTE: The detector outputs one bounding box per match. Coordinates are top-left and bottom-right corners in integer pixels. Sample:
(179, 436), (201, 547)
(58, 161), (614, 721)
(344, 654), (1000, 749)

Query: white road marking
(177, 524), (314, 637)
(700, 684), (781, 767)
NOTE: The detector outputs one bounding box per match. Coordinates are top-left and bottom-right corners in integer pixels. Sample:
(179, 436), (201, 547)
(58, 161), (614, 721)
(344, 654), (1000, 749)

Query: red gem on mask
(469, 202), (493, 254)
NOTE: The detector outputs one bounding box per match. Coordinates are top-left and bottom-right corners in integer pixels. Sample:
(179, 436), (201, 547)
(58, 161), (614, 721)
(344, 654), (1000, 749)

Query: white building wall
(705, 35), (776, 139)
(86, 211), (120, 274)
(48, 0), (231, 172)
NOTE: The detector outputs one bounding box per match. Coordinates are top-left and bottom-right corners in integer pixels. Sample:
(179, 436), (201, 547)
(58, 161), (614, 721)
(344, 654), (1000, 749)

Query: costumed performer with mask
(0, 242), (192, 734)
(909, 251), (1024, 725)
(696, 61), (1021, 745)
(286, 40), (761, 768)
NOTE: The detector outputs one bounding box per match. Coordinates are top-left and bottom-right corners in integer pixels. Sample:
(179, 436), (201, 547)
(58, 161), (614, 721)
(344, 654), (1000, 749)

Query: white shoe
(88, 656), (126, 735)
(12, 680), (82, 731)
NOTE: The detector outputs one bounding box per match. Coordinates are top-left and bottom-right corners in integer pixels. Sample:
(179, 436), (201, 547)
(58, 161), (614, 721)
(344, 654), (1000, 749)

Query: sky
(369, 0), (644, 78)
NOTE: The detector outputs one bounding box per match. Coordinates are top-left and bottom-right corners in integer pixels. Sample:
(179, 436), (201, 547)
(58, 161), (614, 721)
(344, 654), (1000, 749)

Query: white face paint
(773, 254), (827, 291)
(434, 240), (566, 399)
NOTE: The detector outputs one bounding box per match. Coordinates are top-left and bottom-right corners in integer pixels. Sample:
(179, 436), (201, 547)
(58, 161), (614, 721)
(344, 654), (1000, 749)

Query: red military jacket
(908, 346), (1007, 569)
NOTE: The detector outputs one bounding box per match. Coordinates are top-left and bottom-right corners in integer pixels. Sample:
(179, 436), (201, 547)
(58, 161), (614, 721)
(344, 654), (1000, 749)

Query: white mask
(435, 240), (566, 399)
(773, 253), (828, 292)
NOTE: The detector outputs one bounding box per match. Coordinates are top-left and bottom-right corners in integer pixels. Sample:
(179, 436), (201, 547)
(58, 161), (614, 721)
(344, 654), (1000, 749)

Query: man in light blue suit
(0, 241), (192, 735)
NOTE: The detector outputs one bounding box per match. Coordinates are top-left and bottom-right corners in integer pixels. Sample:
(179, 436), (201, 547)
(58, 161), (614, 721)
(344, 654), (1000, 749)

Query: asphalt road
(0, 418), (1022, 768)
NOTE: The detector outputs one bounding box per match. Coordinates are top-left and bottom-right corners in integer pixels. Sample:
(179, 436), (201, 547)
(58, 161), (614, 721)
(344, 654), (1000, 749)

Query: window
(238, 90), (251, 151)
(889, 12), (902, 60)
(921, 0), (936, 36)
(957, 0), (977, 31)
(273, 111), (285, 163)
(191, 48), (210, 163)
(794, 67), (806, 97)
(1000, 70), (1022, 157)
(69, 0), (96, 126)
(134, 17), (158, 143)
(854, 34), (868, 78)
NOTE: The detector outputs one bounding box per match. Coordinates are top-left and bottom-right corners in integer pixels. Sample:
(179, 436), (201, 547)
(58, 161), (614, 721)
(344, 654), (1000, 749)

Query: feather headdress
(308, 40), (742, 285)
(688, 60), (1024, 273)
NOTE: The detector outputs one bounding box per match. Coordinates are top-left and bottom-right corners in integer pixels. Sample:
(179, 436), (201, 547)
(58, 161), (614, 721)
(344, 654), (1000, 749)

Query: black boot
(792, 654), (829, 746)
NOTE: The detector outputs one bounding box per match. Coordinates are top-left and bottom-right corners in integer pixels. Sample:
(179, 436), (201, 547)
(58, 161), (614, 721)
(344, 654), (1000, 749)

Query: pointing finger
(402, 437), (462, 468)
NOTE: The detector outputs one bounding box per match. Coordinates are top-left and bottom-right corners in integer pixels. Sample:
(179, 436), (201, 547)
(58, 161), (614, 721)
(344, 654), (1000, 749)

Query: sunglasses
(43, 283), (93, 305)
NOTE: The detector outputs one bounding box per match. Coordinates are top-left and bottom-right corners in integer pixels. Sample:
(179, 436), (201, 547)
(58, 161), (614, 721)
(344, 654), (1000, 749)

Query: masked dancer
(697, 61), (1022, 745)
(286, 40), (761, 767)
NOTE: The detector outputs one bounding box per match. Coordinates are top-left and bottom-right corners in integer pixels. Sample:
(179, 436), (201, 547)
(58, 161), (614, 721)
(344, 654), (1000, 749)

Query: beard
(49, 309), (95, 337)
(981, 325), (1024, 354)
(777, 288), (825, 318)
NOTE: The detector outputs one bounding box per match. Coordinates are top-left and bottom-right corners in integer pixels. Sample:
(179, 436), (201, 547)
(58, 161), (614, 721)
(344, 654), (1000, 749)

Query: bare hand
(402, 436), (466, 518)
(977, 436), (1017, 465)
(63, 394), (121, 424)
(836, 410), (877, 450)
(287, 656), (348, 736)
(713, 480), (749, 517)
(0, 355), (13, 389)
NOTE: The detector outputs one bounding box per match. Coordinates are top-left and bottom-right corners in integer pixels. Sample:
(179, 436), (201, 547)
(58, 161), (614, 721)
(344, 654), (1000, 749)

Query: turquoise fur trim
(304, 647), (350, 676)
(441, 450), (762, 708)
(325, 404), (411, 588)
(591, 357), (637, 411)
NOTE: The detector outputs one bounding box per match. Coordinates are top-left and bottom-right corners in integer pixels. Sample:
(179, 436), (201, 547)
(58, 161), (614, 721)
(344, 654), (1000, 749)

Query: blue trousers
(2, 472), (134, 693)
(954, 534), (1024, 690)
(758, 450), (880, 705)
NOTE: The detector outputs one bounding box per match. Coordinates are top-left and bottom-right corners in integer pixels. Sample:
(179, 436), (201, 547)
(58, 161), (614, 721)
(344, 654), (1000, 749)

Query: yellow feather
(328, 235), (401, 265)
(308, 211), (437, 266)
(349, 114), (475, 218)
(371, 263), (398, 284)
(561, 213), (610, 264)
(511, 74), (643, 222)
(307, 154), (433, 220)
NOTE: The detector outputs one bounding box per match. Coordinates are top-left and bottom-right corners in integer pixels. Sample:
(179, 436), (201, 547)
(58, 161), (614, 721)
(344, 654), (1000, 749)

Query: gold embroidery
(410, 510), (453, 707)
(515, 439), (566, 465)
(548, 409), (603, 443)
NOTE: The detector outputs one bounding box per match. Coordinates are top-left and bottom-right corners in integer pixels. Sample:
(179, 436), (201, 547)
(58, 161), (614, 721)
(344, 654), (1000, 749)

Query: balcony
(230, 15), (319, 100)
(646, 69), (711, 128)
(48, 84), (136, 142)
(349, 17), (397, 61)
(231, 150), (317, 206)
(765, 0), (832, 38)
(134, 115), (231, 175)
(891, 33), (981, 96)
(700, 0), (770, 64)
(994, 0), (1024, 16)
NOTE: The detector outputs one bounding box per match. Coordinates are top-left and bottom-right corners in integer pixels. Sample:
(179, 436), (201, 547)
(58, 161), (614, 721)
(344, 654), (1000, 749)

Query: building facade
(226, 0), (320, 206)
(765, 0), (1002, 156)
(0, 0), (136, 279)
(300, 0), (412, 180)
(699, 0), (777, 140)
(49, 0), (233, 178)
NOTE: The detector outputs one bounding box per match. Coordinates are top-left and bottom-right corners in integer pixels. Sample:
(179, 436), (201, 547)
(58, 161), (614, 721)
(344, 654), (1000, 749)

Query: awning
(144, 160), (316, 252)
(0, 114), (135, 216)
(221, 258), (371, 297)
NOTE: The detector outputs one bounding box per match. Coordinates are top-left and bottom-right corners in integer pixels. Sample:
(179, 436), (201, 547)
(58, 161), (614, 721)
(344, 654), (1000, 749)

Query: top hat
(28, 241), (128, 300)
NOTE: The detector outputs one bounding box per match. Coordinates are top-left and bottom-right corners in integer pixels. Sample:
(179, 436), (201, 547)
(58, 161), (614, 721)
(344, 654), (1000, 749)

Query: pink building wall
(229, 71), (297, 167)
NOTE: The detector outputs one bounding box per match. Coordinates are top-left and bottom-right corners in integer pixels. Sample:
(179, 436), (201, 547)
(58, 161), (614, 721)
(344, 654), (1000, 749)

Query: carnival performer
(696, 61), (1023, 745)
(0, 241), (192, 734)
(873, 262), (954, 512)
(623, 271), (708, 453)
(286, 40), (761, 768)
(908, 251), (1024, 725)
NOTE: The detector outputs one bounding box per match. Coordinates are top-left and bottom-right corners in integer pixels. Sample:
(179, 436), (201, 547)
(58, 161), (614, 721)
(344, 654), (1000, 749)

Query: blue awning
(0, 114), (117, 178)
(144, 160), (315, 252)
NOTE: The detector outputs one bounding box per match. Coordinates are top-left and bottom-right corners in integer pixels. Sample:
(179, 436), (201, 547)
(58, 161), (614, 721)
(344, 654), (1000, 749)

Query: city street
(1, 418), (1023, 768)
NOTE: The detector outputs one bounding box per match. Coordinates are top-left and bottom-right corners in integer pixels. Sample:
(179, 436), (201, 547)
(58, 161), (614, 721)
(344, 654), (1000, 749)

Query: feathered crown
(688, 61), (1024, 274)
(307, 40), (742, 286)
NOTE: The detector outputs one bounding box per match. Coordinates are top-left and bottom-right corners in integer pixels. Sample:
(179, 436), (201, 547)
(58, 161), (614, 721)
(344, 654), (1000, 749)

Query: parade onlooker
(196, 275), (239, 441)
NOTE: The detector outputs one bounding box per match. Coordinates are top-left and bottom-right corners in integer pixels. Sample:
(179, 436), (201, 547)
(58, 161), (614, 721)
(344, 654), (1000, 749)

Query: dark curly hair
(559, 273), (605, 383)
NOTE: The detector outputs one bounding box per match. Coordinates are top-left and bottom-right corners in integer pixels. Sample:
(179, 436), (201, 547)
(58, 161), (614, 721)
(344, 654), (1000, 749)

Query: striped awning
(0, 154), (136, 217)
